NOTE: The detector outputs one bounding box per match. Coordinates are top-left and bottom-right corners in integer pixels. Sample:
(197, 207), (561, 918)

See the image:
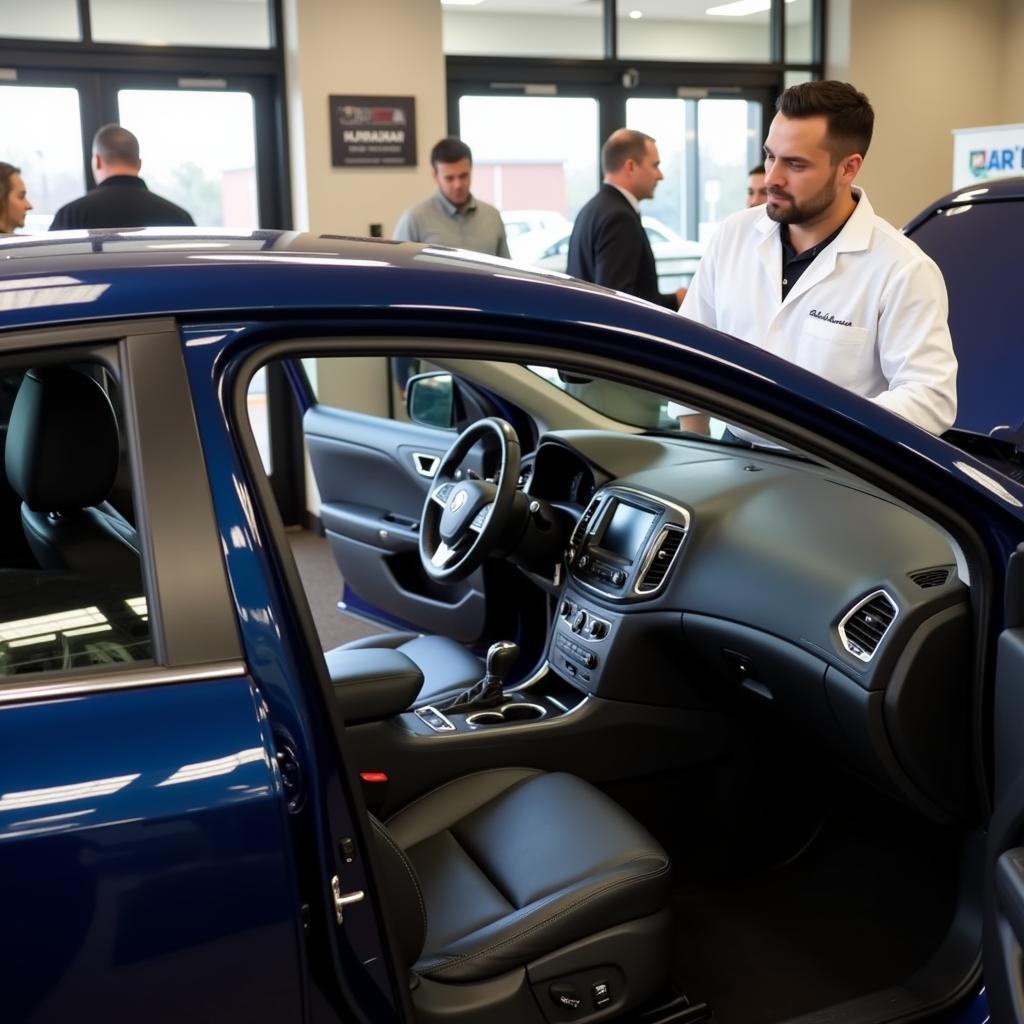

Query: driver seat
(326, 631), (484, 708)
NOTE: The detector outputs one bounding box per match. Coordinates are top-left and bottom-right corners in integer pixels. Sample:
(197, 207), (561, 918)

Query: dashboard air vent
(838, 590), (898, 662)
(908, 566), (952, 589)
(636, 527), (686, 594)
(570, 498), (600, 550)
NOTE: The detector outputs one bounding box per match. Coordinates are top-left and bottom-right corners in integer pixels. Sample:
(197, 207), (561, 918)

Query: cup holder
(501, 702), (546, 722)
(466, 711), (505, 727)
(466, 702), (547, 727)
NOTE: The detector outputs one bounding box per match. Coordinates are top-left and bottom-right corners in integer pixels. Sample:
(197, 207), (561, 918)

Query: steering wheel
(419, 417), (521, 582)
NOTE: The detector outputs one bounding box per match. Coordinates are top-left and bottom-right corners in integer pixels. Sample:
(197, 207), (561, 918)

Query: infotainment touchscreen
(598, 501), (657, 563)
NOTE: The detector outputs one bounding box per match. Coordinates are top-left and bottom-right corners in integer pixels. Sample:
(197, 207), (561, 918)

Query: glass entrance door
(0, 83), (88, 231)
(115, 88), (259, 228)
(457, 94), (600, 266)
(627, 95), (765, 244)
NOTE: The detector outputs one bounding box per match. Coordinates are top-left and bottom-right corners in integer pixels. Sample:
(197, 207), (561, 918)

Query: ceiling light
(629, 9), (643, 17)
(706, 0), (795, 15)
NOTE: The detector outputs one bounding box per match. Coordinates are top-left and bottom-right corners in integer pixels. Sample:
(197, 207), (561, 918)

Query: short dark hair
(431, 137), (472, 169)
(776, 80), (874, 161)
(602, 129), (655, 175)
(748, 163), (765, 176)
(93, 124), (141, 166)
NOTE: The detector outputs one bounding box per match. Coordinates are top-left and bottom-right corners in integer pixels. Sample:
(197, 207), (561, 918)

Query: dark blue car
(904, 174), (1024, 483)
(0, 227), (1019, 1024)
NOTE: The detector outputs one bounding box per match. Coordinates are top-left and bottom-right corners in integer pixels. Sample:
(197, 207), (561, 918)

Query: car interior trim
(838, 588), (900, 663)
(0, 659), (249, 706)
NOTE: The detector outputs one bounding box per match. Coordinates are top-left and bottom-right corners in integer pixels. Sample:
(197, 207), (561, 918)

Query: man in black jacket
(567, 129), (684, 309)
(50, 125), (194, 231)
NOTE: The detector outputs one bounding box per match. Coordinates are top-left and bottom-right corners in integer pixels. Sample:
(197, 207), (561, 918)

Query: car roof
(0, 228), (675, 335)
(903, 175), (1024, 233)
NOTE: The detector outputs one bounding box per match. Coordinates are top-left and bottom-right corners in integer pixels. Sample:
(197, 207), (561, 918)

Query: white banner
(952, 123), (1024, 190)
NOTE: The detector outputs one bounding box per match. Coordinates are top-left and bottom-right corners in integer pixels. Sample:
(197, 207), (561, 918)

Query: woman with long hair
(0, 162), (32, 233)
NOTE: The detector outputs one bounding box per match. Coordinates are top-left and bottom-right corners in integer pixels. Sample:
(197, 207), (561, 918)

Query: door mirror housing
(407, 371), (455, 429)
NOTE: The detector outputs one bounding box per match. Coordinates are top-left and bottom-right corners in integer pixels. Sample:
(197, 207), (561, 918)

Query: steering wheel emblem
(450, 488), (468, 513)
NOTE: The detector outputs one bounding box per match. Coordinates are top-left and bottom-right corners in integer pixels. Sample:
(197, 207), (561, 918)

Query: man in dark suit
(567, 129), (685, 310)
(49, 125), (195, 231)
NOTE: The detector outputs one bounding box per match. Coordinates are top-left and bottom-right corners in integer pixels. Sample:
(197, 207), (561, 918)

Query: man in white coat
(673, 81), (957, 437)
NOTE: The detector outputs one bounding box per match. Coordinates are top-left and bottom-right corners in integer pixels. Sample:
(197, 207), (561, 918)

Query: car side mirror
(557, 370), (593, 385)
(407, 371), (455, 429)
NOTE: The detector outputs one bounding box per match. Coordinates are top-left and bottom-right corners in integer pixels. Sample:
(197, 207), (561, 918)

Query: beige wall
(1001, 2), (1024, 122)
(283, 0), (446, 237)
(826, 0), (1014, 225)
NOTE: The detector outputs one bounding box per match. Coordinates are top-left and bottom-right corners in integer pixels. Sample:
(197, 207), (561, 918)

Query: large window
(0, 85), (86, 231)
(449, 0), (819, 282)
(0, 2), (287, 232)
(457, 95), (599, 262)
(118, 89), (259, 227)
(444, 0), (821, 67)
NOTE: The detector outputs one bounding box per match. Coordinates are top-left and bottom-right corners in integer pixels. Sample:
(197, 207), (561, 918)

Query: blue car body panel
(180, 323), (400, 1015)
(904, 175), (1024, 440)
(0, 228), (1019, 1023)
(0, 675), (304, 1022)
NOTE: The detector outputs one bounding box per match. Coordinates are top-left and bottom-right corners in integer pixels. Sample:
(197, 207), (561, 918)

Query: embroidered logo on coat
(809, 309), (853, 327)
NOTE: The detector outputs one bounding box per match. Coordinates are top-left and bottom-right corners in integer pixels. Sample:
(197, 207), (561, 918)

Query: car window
(0, 359), (152, 679)
(645, 227), (668, 244)
(527, 364), (684, 430)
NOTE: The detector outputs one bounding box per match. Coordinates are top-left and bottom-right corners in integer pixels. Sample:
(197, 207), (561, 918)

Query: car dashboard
(527, 430), (972, 825)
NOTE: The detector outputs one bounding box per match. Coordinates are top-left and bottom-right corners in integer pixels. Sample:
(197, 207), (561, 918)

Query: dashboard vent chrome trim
(908, 566), (952, 589)
(570, 497), (600, 551)
(838, 590), (898, 662)
(636, 526), (687, 595)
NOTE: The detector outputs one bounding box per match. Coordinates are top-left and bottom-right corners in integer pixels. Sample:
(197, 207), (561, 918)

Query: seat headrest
(5, 367), (120, 513)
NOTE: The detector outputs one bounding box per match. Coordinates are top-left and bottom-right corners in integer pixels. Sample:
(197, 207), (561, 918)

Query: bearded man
(674, 80), (956, 436)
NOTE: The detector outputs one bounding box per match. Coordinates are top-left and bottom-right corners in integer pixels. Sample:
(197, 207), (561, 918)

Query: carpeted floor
(287, 528), (384, 651)
(668, 801), (960, 1024)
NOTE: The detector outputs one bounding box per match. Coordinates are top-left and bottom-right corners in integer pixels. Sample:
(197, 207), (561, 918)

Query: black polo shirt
(780, 216), (850, 300)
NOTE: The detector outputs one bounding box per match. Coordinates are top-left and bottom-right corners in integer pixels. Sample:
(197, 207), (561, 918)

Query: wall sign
(952, 123), (1024, 189)
(329, 95), (417, 168)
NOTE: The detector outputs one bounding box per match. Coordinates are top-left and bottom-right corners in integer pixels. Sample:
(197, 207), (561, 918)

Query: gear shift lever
(436, 641), (519, 713)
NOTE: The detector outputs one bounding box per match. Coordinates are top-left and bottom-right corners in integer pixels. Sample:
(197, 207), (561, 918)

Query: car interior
(242, 346), (983, 1024)
(0, 357), (151, 676)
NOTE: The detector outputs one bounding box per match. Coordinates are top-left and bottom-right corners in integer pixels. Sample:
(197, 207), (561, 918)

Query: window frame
(0, 318), (241, 699)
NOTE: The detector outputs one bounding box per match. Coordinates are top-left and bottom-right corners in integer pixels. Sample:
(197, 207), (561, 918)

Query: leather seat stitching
(419, 859), (671, 978)
(371, 817), (428, 937)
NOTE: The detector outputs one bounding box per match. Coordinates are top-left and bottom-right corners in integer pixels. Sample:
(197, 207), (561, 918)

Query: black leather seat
(329, 631), (484, 708)
(371, 768), (673, 1022)
(4, 367), (141, 587)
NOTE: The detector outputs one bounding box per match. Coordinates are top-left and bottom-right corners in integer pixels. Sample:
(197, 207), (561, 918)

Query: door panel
(986, 548), (1024, 1023)
(305, 405), (486, 642)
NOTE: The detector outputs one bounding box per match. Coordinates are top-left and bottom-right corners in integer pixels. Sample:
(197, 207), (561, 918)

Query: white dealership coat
(676, 188), (958, 435)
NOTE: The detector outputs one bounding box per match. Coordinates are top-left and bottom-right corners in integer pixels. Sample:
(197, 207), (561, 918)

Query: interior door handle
(413, 452), (440, 478)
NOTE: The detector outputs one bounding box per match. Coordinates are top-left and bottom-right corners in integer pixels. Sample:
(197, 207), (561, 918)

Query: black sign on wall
(329, 95), (417, 167)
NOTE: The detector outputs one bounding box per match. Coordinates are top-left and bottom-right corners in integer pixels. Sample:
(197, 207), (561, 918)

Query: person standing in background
(393, 137), (509, 258)
(567, 129), (686, 310)
(746, 164), (768, 207)
(50, 125), (194, 230)
(0, 163), (33, 234)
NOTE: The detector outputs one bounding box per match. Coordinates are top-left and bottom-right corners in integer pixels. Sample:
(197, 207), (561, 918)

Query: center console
(550, 486), (690, 691)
